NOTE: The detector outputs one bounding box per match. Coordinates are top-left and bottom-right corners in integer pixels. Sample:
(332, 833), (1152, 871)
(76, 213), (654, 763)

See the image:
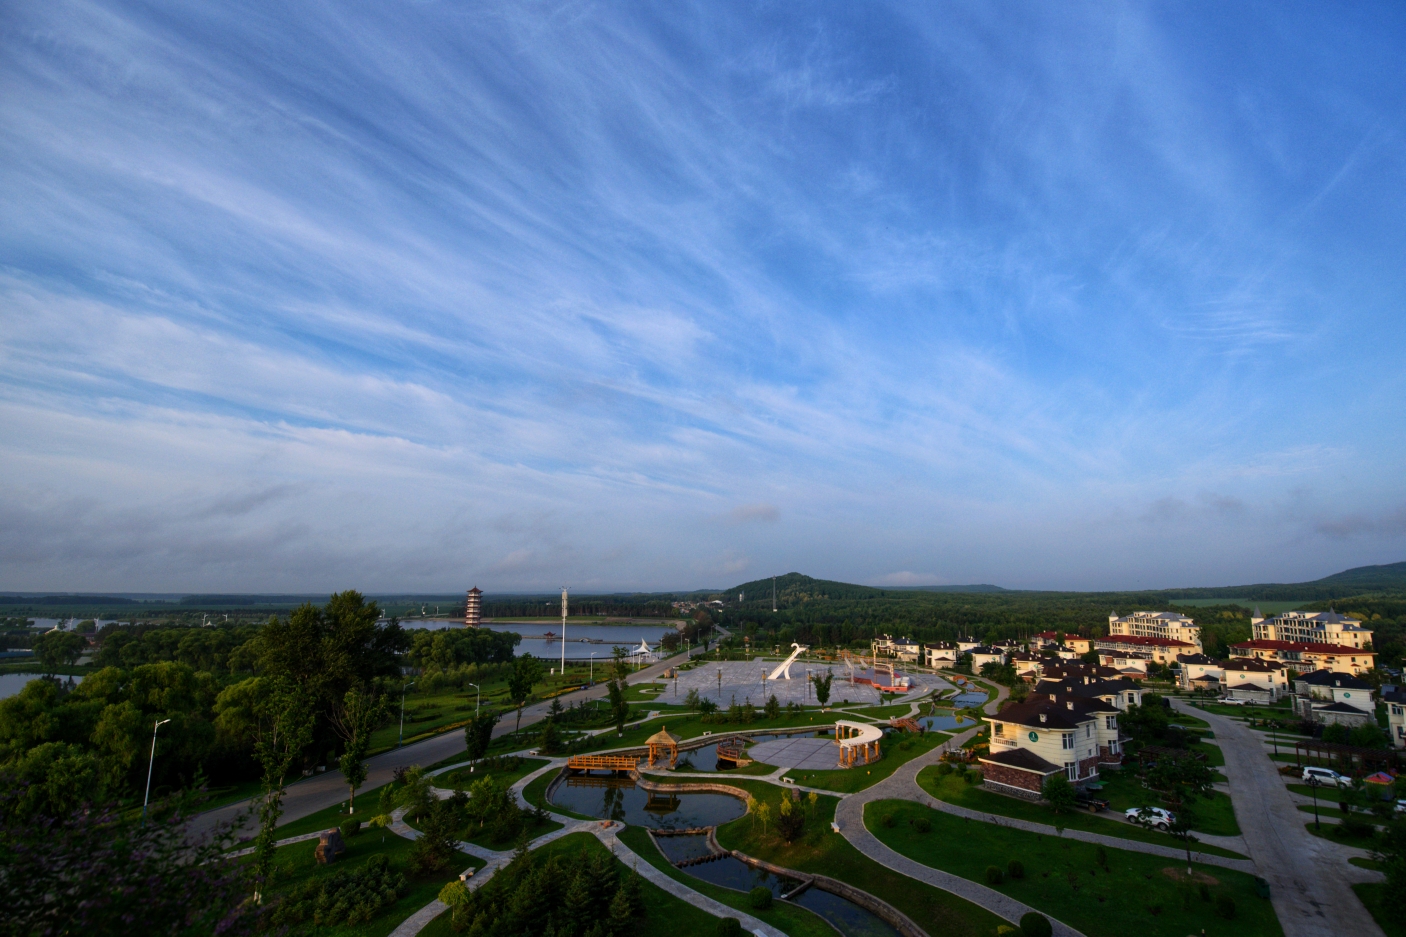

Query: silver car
(1125, 806), (1175, 830)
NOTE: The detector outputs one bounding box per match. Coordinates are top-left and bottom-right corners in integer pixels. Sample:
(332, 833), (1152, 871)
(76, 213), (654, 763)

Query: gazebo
(646, 726), (681, 767)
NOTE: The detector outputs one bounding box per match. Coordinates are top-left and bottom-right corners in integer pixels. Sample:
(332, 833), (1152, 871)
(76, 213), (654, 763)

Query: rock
(315, 828), (346, 864)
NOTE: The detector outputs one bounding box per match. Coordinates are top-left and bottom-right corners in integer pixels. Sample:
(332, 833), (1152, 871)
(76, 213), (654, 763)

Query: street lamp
(590, 652), (596, 685)
(399, 681), (416, 747)
(141, 718), (171, 827)
(466, 682), (480, 717)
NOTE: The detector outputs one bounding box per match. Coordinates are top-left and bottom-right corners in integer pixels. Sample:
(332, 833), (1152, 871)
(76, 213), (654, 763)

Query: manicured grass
(1349, 856), (1386, 872)
(867, 799), (1280, 937)
(198, 779), (265, 813)
(1305, 822), (1383, 846)
(435, 756), (551, 791)
(1286, 783), (1354, 800)
(1353, 883), (1406, 937)
(270, 799), (369, 841)
(1296, 803), (1348, 820)
(462, 814), (563, 850)
(785, 730), (950, 793)
(843, 703), (915, 719)
(1190, 740), (1224, 767)
(251, 823), (480, 937)
(617, 825), (839, 937)
(917, 768), (1246, 858)
(714, 782), (1008, 937)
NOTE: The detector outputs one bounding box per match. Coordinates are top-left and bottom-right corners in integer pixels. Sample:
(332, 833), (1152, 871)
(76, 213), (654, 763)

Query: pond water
(549, 776), (746, 828)
(403, 621), (676, 659)
(0, 673), (84, 700)
(918, 713), (980, 732)
(654, 834), (900, 937)
(673, 731), (823, 772)
(949, 691), (988, 708)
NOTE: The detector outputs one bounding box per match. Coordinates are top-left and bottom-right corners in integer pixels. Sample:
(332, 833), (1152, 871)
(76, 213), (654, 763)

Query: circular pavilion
(646, 726), (681, 767)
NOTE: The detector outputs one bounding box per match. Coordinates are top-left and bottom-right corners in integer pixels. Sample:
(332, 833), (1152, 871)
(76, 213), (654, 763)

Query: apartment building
(1034, 632), (1092, 654)
(1177, 653), (1223, 692)
(1095, 634), (1197, 665)
(923, 642), (958, 666)
(1251, 608), (1373, 649)
(980, 694), (1122, 799)
(1107, 611), (1202, 652)
(1230, 640), (1375, 676)
(1221, 658), (1291, 702)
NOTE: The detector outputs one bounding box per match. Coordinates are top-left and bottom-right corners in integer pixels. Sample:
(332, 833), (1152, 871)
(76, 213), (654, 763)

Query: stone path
(748, 735), (845, 770)
(1171, 700), (1385, 937)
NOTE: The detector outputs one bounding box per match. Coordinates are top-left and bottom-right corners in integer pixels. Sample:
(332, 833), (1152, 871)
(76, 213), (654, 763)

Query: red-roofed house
(1230, 640), (1375, 676)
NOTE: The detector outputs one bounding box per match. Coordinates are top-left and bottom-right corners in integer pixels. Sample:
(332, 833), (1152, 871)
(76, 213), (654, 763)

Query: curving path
(1171, 700), (1384, 937)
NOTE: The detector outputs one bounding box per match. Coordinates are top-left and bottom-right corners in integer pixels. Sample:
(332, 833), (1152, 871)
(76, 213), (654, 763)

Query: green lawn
(713, 781), (1008, 936)
(462, 814), (563, 850)
(617, 825), (839, 937)
(866, 799), (1280, 937)
(1296, 804), (1348, 820)
(1190, 740), (1225, 767)
(269, 799), (369, 841)
(1353, 883), (1406, 937)
(435, 756), (551, 791)
(842, 703), (915, 719)
(1305, 822), (1384, 846)
(784, 730), (950, 793)
(916, 768), (1246, 858)
(249, 823), (481, 937)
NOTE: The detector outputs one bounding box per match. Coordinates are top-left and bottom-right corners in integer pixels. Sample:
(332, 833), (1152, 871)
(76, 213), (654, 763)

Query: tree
(33, 631), (85, 672)
(464, 708), (500, 760)
(1156, 800), (1199, 876)
(506, 654), (545, 732)
(777, 796), (804, 842)
(1371, 817), (1406, 919)
(605, 646), (631, 734)
(1042, 773), (1076, 815)
(812, 671), (834, 708)
(329, 686), (387, 815)
(250, 677), (315, 901)
(0, 784), (257, 936)
(765, 694), (781, 720)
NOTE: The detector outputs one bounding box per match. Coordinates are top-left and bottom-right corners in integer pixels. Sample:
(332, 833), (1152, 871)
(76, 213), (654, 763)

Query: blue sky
(2, 2), (1405, 593)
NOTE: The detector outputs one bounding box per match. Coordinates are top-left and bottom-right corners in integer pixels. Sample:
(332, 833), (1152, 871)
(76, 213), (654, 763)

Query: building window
(1066, 762), (1077, 780)
(994, 723), (1004, 736)
(1062, 733), (1074, 750)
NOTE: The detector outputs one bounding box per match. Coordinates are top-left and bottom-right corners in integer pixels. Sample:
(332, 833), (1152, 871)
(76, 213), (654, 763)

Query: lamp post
(141, 718), (171, 827)
(1309, 776), (1321, 830)
(399, 681), (415, 747)
(466, 682), (480, 717)
(590, 652), (596, 685)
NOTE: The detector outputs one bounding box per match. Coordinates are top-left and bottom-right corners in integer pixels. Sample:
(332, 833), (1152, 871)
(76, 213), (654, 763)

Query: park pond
(549, 776), (746, 829)
(917, 712), (980, 732)
(948, 691), (989, 708)
(652, 833), (901, 937)
(673, 731), (824, 772)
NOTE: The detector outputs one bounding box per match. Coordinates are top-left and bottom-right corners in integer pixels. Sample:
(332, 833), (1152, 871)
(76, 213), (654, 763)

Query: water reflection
(550, 776), (746, 829)
(917, 712), (979, 732)
(949, 691), (988, 708)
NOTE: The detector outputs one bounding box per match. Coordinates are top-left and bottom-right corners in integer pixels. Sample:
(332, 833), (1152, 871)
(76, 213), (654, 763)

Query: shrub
(936, 762), (954, 776)
(1018, 911), (1052, 937)
(716, 917), (744, 937)
(1199, 883), (1211, 902)
(1216, 893), (1236, 919)
(1041, 773), (1076, 813)
(748, 886), (773, 910)
(270, 854), (406, 928)
(1339, 812), (1375, 838)
(340, 819), (361, 840)
(964, 770), (981, 785)
(881, 812), (897, 829)
(1006, 859), (1024, 879)
(910, 817), (931, 834)
(985, 865), (1004, 885)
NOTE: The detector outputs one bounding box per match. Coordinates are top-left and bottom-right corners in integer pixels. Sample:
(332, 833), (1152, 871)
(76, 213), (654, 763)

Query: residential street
(188, 642), (705, 840)
(1172, 700), (1384, 937)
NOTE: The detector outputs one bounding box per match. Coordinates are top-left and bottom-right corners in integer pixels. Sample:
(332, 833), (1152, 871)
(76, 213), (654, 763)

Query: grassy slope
(418, 831), (723, 937)
(253, 826), (481, 937)
(435, 757), (551, 790)
(1353, 884), (1406, 937)
(712, 781), (1008, 937)
(918, 768), (1246, 858)
(865, 799), (1279, 937)
(616, 825), (839, 937)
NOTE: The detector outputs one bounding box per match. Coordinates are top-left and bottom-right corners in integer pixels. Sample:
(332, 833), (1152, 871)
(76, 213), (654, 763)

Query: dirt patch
(1161, 866), (1220, 886)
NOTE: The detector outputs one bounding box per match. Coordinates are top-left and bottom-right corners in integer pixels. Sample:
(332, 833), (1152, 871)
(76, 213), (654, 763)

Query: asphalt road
(188, 642), (708, 840)
(1172, 700), (1384, 937)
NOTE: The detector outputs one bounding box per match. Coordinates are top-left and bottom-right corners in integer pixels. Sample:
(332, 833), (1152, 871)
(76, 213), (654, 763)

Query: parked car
(1301, 767), (1351, 788)
(1125, 806), (1175, 830)
(1075, 791), (1110, 812)
(1219, 698), (1248, 706)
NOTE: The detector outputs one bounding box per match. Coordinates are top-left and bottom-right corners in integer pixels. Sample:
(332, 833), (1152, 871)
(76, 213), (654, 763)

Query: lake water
(548, 776), (746, 828)
(403, 620), (676, 659)
(950, 691), (988, 708)
(0, 673), (84, 700)
(654, 834), (900, 937)
(918, 713), (980, 732)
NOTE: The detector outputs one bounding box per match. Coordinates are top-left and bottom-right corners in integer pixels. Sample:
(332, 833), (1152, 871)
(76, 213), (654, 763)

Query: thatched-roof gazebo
(647, 726), (681, 768)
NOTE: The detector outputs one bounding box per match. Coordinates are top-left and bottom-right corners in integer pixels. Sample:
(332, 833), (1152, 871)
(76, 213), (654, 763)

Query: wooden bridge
(889, 717), (921, 733)
(566, 754), (640, 773)
(714, 736), (751, 766)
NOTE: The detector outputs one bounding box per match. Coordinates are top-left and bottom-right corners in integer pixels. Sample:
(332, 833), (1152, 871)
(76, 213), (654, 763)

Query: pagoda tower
(464, 587), (482, 627)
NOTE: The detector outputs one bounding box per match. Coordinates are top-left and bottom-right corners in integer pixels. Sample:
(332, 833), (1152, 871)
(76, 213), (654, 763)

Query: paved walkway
(1172, 700), (1384, 937)
(748, 736), (845, 770)
(189, 646), (703, 840)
